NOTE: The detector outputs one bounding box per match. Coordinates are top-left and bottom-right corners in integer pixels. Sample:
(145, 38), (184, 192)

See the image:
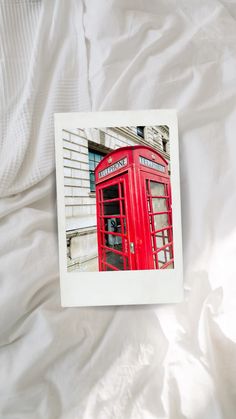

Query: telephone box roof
(95, 145), (168, 172)
(95, 145), (169, 184)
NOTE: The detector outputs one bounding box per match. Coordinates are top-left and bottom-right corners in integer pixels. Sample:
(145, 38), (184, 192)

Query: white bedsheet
(1, 1), (236, 418)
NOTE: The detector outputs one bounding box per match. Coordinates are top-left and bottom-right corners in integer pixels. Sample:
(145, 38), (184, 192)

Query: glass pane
(95, 154), (102, 162)
(152, 198), (167, 213)
(158, 259), (165, 268)
(90, 172), (95, 182)
(105, 258), (130, 271)
(157, 245), (172, 267)
(103, 200), (120, 216)
(155, 230), (169, 249)
(103, 184), (119, 200)
(103, 217), (122, 234)
(102, 216), (127, 234)
(153, 213), (168, 230)
(89, 160), (95, 170)
(120, 182), (124, 197)
(90, 172), (95, 192)
(155, 233), (165, 249)
(105, 250), (125, 270)
(106, 266), (115, 271)
(121, 218), (127, 234)
(104, 234), (122, 250)
(137, 126), (144, 138)
(122, 200), (126, 215)
(89, 150), (105, 193)
(123, 257), (130, 270)
(150, 181), (165, 196)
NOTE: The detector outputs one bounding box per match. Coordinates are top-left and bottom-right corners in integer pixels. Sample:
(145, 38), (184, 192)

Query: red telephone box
(95, 145), (174, 271)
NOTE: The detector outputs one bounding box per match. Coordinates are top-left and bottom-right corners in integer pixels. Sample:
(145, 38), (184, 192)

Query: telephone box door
(141, 172), (174, 269)
(96, 173), (136, 271)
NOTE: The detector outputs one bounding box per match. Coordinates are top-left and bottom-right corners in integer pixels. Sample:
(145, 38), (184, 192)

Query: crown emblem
(108, 157), (113, 164)
(151, 154), (155, 160)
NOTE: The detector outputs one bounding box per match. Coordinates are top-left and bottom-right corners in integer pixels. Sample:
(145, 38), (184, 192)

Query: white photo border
(54, 110), (183, 307)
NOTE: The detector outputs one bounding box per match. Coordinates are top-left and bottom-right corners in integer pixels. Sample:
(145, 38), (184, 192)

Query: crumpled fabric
(0, 1), (236, 418)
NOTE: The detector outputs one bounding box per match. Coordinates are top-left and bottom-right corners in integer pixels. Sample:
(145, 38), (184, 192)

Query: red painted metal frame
(95, 145), (174, 271)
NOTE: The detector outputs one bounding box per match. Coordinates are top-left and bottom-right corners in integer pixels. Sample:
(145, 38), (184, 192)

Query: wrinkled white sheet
(1, 1), (236, 418)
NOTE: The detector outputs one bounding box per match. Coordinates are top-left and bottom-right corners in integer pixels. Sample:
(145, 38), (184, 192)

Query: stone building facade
(63, 126), (170, 271)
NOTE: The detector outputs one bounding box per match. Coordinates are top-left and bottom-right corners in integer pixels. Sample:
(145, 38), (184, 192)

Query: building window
(89, 149), (105, 192)
(137, 126), (145, 138)
(162, 138), (167, 153)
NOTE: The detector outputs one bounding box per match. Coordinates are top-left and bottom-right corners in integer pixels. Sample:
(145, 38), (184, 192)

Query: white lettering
(98, 157), (128, 178)
(139, 156), (165, 172)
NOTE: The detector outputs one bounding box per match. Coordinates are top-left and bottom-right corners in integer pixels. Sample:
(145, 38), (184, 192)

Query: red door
(141, 172), (174, 269)
(96, 173), (136, 271)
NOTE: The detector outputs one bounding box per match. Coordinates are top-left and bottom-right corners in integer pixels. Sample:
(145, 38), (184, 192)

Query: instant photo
(55, 110), (183, 306)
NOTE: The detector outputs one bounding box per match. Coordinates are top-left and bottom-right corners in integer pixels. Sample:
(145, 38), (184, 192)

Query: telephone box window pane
(150, 181), (165, 197)
(122, 218), (127, 234)
(105, 250), (125, 270)
(103, 201), (120, 216)
(106, 266), (115, 271)
(157, 250), (166, 266)
(158, 259), (165, 268)
(104, 234), (122, 250)
(103, 184), (119, 200)
(152, 198), (167, 213)
(153, 213), (169, 230)
(105, 258), (129, 271)
(122, 200), (126, 215)
(104, 218), (121, 234)
(120, 182), (125, 198)
(155, 233), (167, 249)
(154, 229), (169, 244)
(123, 257), (130, 270)
(157, 246), (172, 266)
(166, 262), (174, 269)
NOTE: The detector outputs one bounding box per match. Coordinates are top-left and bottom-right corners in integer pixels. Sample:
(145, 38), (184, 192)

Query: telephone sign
(139, 156), (165, 172)
(98, 157), (127, 178)
(95, 145), (174, 271)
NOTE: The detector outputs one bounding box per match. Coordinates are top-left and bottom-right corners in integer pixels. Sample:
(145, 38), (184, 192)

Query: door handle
(130, 242), (135, 254)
